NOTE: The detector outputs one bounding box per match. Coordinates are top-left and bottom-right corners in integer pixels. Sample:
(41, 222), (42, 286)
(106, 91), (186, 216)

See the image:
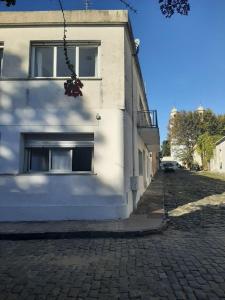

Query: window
(24, 133), (94, 173)
(139, 97), (144, 111)
(147, 156), (150, 178)
(143, 150), (146, 177)
(138, 150), (143, 175)
(31, 43), (98, 78)
(0, 45), (3, 77)
(79, 47), (97, 77)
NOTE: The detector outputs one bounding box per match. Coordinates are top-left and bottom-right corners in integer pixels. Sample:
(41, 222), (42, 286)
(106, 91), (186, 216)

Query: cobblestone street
(1, 170), (225, 300)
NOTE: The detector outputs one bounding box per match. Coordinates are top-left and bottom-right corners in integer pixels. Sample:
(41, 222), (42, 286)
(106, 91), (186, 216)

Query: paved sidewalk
(0, 172), (167, 240)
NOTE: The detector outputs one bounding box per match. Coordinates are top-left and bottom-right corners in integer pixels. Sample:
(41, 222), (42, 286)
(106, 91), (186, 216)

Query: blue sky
(1, 0), (225, 142)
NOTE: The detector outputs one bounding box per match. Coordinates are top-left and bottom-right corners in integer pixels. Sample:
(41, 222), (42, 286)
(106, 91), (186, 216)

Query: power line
(119, 0), (137, 13)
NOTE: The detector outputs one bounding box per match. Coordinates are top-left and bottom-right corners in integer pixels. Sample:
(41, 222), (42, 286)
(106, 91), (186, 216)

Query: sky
(1, 0), (225, 142)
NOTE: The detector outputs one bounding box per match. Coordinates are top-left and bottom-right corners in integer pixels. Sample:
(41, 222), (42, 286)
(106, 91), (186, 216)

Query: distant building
(209, 136), (225, 172)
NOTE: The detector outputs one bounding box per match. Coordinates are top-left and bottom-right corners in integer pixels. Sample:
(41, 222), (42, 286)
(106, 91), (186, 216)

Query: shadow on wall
(0, 51), (121, 199)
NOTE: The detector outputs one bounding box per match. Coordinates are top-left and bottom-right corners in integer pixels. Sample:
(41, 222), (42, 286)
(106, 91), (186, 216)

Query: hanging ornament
(64, 78), (83, 97)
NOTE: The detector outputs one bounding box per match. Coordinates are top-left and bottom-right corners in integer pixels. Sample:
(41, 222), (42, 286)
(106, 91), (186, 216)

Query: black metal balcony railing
(137, 110), (158, 128)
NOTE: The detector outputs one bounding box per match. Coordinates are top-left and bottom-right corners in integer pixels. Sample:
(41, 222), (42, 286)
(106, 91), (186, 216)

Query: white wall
(0, 19), (129, 220)
(210, 138), (225, 173)
(0, 11), (155, 221)
(123, 30), (152, 214)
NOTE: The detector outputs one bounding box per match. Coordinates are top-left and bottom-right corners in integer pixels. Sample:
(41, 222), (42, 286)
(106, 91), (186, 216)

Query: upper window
(31, 43), (98, 78)
(23, 133), (94, 173)
(0, 45), (3, 77)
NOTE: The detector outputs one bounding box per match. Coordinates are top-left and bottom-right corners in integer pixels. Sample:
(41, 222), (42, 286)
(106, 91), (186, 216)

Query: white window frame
(31, 42), (99, 79)
(23, 134), (94, 174)
(0, 44), (4, 77)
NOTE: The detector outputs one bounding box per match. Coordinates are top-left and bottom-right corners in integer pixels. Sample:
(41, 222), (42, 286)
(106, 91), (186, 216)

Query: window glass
(79, 47), (97, 77)
(34, 47), (53, 77)
(30, 148), (49, 172)
(72, 147), (93, 171)
(24, 134), (94, 173)
(0, 48), (3, 76)
(51, 149), (71, 171)
(138, 150), (143, 175)
(57, 46), (75, 77)
(147, 157), (150, 178)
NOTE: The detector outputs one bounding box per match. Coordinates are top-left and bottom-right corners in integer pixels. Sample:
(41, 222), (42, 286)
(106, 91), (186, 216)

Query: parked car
(163, 162), (176, 172)
(191, 164), (201, 171)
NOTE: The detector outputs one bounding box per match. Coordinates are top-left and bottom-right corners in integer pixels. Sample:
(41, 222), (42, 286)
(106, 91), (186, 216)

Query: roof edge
(0, 10), (129, 26)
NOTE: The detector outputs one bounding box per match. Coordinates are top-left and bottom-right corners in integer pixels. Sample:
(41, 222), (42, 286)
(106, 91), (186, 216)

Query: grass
(198, 171), (225, 181)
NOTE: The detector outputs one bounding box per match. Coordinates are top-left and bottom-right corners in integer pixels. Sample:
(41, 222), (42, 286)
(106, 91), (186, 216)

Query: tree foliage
(159, 0), (190, 18)
(170, 111), (201, 167)
(170, 109), (225, 168)
(196, 133), (222, 170)
(0, 0), (15, 6)
(217, 114), (225, 136)
(161, 140), (171, 157)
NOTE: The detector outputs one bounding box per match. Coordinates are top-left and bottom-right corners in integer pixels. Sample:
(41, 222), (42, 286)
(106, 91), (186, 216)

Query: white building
(209, 136), (225, 172)
(0, 10), (160, 221)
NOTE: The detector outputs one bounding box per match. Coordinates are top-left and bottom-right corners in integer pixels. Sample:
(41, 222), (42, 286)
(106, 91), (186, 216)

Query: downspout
(131, 51), (137, 210)
(131, 54), (135, 177)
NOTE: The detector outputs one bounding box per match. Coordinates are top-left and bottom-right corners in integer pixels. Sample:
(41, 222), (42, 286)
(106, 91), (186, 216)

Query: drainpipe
(130, 50), (138, 211)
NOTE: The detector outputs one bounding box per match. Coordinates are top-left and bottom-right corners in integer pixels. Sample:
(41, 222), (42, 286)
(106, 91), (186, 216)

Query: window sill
(0, 172), (97, 176)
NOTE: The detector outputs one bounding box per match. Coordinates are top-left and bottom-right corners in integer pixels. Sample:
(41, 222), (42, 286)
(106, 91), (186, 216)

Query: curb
(0, 220), (169, 240)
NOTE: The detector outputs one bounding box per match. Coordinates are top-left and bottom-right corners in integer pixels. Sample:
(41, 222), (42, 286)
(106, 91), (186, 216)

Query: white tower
(196, 105), (205, 120)
(170, 107), (178, 118)
(196, 105), (205, 113)
(169, 107), (177, 130)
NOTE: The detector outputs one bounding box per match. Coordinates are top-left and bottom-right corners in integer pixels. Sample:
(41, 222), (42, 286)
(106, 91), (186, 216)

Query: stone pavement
(164, 170), (225, 231)
(1, 170), (225, 299)
(0, 172), (167, 240)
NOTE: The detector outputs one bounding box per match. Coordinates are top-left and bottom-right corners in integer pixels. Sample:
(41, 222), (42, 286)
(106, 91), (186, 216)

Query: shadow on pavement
(163, 170), (225, 231)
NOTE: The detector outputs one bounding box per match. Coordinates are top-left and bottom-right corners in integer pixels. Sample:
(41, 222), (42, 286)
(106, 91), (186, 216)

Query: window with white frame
(0, 44), (3, 77)
(23, 133), (94, 173)
(31, 42), (99, 78)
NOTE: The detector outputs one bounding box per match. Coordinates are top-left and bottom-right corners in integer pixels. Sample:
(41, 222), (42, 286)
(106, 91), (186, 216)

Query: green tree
(170, 109), (225, 168)
(217, 114), (225, 136)
(199, 109), (219, 136)
(170, 111), (202, 168)
(196, 133), (222, 170)
(161, 140), (171, 157)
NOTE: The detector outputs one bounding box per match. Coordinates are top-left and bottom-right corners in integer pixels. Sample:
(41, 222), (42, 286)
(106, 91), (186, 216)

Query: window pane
(79, 47), (97, 77)
(72, 147), (93, 171)
(30, 148), (49, 171)
(0, 48), (3, 76)
(51, 149), (71, 171)
(57, 46), (75, 77)
(138, 150), (143, 175)
(34, 47), (53, 77)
